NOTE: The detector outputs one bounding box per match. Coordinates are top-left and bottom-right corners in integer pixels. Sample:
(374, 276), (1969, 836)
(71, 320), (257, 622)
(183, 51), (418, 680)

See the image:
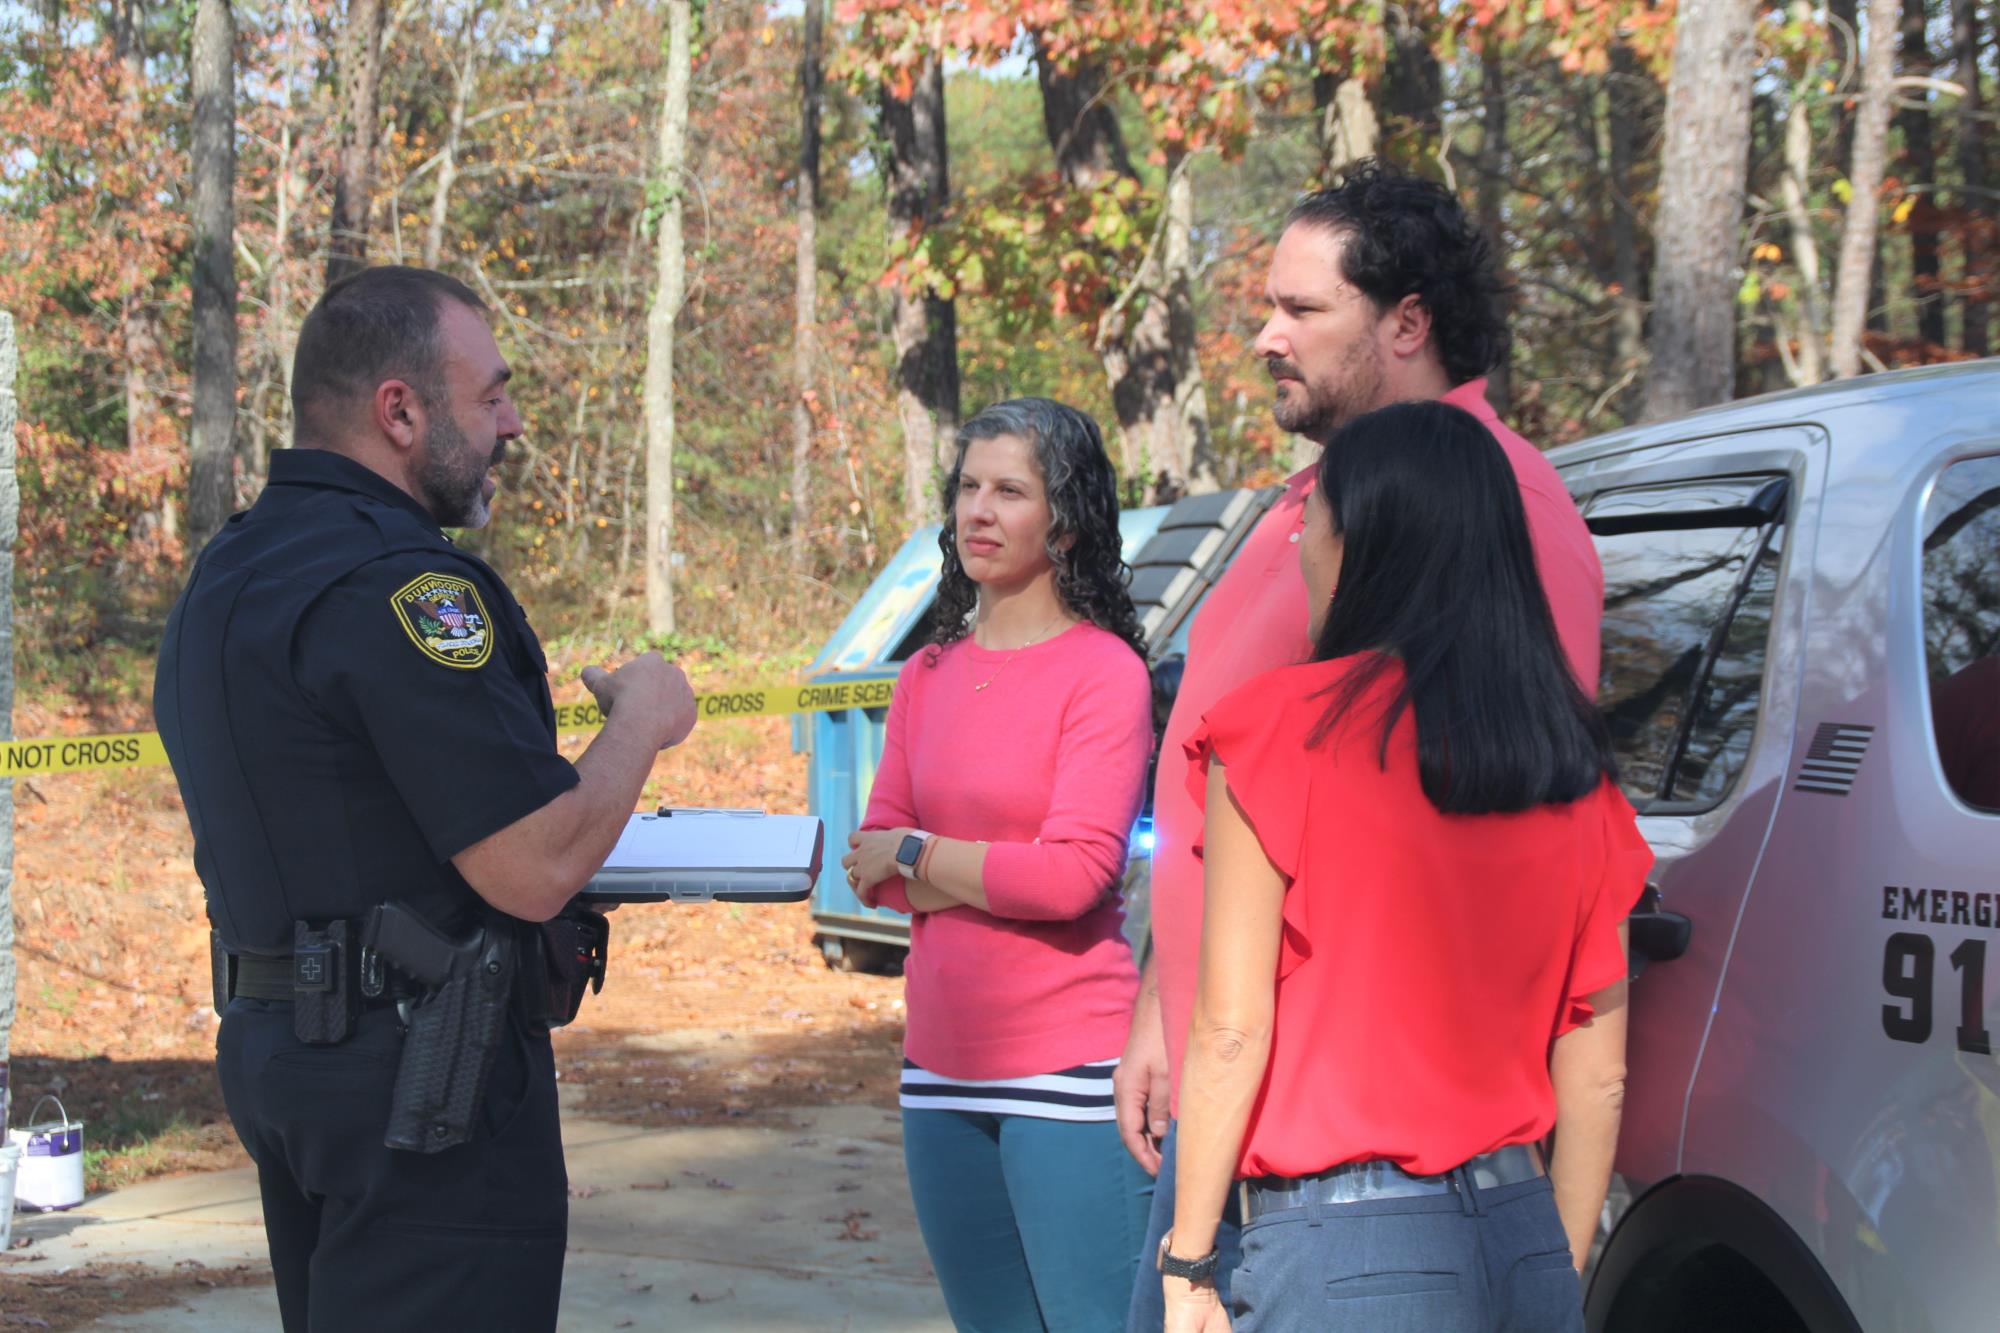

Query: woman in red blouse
(1160, 400), (1648, 1332)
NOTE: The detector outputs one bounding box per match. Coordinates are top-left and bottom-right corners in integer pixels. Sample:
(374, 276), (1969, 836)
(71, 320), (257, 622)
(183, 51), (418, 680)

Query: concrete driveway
(12, 1101), (950, 1331)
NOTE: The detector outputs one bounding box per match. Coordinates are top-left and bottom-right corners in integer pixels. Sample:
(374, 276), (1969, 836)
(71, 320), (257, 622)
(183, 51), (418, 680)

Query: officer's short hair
(1285, 161), (1509, 386)
(291, 266), (488, 435)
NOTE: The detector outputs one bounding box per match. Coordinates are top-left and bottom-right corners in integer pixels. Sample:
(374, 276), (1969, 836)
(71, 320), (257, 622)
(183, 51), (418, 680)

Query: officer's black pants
(217, 998), (568, 1332)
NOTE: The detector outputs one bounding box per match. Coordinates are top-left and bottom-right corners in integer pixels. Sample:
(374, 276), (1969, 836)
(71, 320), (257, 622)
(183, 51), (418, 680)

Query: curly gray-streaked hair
(926, 397), (1145, 663)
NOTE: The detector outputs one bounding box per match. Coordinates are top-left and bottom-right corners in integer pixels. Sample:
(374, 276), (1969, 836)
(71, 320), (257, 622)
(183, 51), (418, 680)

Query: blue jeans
(1126, 1121), (1245, 1331)
(902, 1108), (1153, 1332)
(1232, 1174), (1582, 1332)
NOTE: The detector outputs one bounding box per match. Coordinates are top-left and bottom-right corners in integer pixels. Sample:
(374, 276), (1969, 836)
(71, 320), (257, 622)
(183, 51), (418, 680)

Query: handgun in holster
(361, 902), (516, 1154)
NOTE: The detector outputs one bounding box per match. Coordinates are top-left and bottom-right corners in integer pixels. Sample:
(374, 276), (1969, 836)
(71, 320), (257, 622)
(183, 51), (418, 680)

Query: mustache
(1266, 357), (1303, 381)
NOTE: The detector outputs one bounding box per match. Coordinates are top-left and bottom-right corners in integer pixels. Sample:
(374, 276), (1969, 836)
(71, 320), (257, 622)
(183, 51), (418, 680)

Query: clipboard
(580, 808), (824, 904)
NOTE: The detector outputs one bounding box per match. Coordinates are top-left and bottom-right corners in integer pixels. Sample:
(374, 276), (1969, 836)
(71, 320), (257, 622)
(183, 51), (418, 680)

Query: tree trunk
(1036, 46), (1134, 184)
(327, 0), (388, 287)
(1953, 0), (1990, 354)
(1606, 42), (1648, 421)
(1830, 0), (1900, 378)
(882, 54), (959, 529)
(1382, 2), (1443, 166)
(1779, 82), (1829, 385)
(260, 3), (310, 474)
(423, 3), (484, 269)
(643, 0), (692, 633)
(0, 312), (17, 1133)
(1034, 40), (1197, 498)
(1313, 72), (1379, 183)
(1165, 156), (1216, 493)
(187, 0), (238, 557)
(789, 0), (822, 568)
(1900, 0), (1946, 347)
(1477, 45), (1511, 417)
(260, 124), (297, 477)
(1642, 0), (1758, 421)
(114, 0), (161, 466)
(1832, 0), (1861, 163)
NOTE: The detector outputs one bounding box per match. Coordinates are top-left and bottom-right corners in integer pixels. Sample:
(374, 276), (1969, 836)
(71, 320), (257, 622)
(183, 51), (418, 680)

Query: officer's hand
(582, 653), (698, 751)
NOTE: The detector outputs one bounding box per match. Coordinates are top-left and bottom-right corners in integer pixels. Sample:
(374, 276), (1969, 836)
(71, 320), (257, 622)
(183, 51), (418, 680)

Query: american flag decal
(1794, 722), (1875, 796)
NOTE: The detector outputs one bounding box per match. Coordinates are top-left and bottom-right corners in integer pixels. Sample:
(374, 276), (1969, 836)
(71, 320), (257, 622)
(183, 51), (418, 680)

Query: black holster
(361, 903), (517, 1153)
(525, 903), (610, 1032)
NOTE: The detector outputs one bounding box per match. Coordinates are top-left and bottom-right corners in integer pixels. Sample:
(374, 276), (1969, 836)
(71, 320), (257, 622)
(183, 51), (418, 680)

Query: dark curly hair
(927, 398), (1146, 663)
(1286, 161), (1509, 386)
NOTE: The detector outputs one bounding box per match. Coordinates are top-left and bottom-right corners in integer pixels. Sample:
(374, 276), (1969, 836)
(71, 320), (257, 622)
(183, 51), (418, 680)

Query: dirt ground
(0, 1262), (271, 1331)
(2, 688), (908, 1329)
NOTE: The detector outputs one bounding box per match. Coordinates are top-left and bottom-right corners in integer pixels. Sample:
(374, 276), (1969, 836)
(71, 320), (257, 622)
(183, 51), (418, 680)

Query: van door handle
(1628, 885), (1691, 963)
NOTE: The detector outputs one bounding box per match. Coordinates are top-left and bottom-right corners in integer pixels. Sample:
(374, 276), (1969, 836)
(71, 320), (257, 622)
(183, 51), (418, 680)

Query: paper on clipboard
(583, 809), (824, 904)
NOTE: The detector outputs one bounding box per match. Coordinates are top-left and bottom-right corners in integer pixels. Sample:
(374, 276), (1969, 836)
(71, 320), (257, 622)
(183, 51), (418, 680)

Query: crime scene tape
(0, 677), (898, 778)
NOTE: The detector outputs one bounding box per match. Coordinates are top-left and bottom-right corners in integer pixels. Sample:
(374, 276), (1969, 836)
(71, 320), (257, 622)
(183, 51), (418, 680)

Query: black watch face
(897, 834), (925, 867)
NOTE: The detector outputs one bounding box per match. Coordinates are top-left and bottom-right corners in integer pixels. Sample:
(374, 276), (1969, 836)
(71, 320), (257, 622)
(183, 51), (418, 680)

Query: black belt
(227, 951), (416, 1006)
(229, 953), (300, 1002)
(1240, 1143), (1547, 1222)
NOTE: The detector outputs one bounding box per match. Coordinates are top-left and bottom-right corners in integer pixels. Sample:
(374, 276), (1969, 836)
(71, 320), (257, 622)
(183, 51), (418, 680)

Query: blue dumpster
(797, 510), (1169, 970)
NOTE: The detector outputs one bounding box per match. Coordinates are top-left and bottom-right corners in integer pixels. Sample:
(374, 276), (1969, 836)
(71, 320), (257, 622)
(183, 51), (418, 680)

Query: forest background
(1, 0), (1994, 688)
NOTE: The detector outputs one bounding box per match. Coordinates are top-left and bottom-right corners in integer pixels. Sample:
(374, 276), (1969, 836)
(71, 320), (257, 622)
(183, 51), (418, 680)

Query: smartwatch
(894, 830), (932, 879)
(1156, 1230), (1220, 1282)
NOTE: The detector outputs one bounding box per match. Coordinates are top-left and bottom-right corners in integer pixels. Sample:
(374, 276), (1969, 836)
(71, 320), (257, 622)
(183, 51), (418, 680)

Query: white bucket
(8, 1095), (85, 1212)
(0, 1141), (21, 1250)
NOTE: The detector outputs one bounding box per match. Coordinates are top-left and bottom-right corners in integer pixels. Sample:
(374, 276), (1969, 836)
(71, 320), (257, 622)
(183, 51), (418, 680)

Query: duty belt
(1240, 1142), (1547, 1222)
(223, 950), (415, 1007)
(228, 952), (301, 1002)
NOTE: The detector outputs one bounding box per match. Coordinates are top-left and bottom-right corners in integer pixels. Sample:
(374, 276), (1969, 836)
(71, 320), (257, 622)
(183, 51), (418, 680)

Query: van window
(1922, 456), (2000, 813)
(1586, 477), (1788, 810)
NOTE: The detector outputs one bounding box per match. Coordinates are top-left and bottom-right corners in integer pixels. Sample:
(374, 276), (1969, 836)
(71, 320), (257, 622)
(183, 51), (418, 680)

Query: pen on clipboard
(656, 806), (766, 817)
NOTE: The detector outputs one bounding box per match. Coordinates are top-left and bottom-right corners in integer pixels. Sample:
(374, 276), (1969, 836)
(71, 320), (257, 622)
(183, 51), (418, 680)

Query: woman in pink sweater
(842, 397), (1154, 1331)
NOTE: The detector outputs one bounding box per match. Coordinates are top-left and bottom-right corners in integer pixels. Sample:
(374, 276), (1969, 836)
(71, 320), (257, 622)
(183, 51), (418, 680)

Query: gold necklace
(970, 615), (1067, 691)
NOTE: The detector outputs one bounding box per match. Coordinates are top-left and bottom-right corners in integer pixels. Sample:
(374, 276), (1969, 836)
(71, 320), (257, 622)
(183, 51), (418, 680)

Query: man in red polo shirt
(1122, 162), (1605, 1329)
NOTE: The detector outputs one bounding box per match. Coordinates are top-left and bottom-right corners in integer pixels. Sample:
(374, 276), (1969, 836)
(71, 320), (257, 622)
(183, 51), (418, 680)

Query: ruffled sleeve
(1559, 780), (1653, 1034)
(1183, 672), (1317, 975)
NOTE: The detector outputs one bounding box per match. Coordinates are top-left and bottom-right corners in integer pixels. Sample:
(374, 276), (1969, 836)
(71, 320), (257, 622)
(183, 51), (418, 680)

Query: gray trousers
(1232, 1173), (1583, 1333)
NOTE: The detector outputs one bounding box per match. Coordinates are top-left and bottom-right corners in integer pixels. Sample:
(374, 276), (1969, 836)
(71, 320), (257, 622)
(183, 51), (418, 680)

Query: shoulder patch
(389, 571), (494, 669)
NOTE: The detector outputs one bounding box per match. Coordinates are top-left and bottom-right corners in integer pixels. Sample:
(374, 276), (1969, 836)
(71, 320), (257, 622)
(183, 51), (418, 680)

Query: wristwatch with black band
(894, 830), (932, 879)
(1156, 1230), (1220, 1282)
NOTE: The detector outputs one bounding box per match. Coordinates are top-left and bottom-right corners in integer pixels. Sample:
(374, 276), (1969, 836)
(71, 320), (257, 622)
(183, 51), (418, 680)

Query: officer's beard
(415, 411), (500, 530)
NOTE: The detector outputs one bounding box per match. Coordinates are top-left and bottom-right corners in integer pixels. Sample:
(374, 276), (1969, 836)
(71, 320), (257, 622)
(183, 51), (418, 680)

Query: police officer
(154, 266), (698, 1331)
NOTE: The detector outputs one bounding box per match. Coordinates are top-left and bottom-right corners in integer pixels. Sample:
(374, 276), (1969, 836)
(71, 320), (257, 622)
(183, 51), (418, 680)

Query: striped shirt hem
(898, 1057), (1118, 1122)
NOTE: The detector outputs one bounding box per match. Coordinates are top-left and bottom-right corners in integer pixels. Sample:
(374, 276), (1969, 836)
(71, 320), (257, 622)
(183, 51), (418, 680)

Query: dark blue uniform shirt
(154, 449), (580, 953)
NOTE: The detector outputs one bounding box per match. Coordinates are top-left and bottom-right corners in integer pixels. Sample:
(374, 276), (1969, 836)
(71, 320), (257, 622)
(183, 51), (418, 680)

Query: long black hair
(1308, 400), (1612, 814)
(928, 397), (1146, 661)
